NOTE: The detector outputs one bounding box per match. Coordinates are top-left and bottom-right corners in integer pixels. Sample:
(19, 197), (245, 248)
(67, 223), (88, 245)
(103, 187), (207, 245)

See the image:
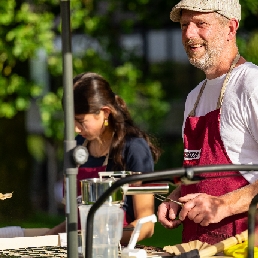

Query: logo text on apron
(184, 149), (201, 160)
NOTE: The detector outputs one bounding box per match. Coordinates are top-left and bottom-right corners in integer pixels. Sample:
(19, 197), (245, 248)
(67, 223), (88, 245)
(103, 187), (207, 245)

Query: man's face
(180, 10), (229, 71)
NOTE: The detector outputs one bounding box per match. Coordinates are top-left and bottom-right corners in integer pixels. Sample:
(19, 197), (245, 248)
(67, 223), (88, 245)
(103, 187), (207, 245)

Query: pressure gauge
(73, 145), (89, 165)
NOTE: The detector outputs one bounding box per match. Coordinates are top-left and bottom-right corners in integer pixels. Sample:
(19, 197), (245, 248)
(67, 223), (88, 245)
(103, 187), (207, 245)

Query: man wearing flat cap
(158, 0), (258, 245)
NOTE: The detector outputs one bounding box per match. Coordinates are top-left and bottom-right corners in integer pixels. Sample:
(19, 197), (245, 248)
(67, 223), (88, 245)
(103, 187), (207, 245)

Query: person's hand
(157, 201), (182, 229)
(178, 193), (228, 226)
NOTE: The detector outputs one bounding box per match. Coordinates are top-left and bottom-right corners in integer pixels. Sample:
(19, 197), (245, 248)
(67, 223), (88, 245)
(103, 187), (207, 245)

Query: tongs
(154, 194), (184, 206)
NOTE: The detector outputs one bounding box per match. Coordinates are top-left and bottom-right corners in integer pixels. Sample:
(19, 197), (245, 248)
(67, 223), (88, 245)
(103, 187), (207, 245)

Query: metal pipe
(60, 1), (78, 258)
(248, 193), (258, 258)
(122, 183), (169, 195)
(85, 164), (258, 258)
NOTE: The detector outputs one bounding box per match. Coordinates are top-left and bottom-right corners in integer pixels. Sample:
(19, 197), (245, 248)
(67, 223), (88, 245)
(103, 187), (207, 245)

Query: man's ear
(227, 18), (239, 41)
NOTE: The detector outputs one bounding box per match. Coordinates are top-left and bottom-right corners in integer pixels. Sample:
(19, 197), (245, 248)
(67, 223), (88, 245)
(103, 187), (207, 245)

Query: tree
(0, 0), (56, 218)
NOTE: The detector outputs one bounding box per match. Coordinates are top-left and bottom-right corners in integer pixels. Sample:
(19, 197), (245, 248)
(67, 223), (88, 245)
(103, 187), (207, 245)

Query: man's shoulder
(237, 62), (258, 76)
(232, 62), (258, 91)
(244, 61), (258, 69)
(223, 62), (258, 104)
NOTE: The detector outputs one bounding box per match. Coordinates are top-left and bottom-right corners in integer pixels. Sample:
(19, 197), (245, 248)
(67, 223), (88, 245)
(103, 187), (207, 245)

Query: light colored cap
(170, 0), (241, 22)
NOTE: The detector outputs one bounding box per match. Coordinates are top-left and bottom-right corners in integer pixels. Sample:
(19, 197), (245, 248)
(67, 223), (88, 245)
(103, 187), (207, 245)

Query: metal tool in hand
(154, 194), (184, 206)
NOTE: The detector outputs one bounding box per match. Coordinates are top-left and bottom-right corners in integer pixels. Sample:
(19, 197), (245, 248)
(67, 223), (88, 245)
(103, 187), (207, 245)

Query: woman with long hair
(48, 72), (161, 244)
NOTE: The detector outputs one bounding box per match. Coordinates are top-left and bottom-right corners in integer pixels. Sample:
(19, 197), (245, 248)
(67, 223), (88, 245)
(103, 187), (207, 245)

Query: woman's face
(74, 110), (105, 140)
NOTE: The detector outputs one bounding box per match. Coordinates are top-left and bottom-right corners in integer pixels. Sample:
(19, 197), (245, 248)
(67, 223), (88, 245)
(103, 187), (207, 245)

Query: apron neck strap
(82, 135), (112, 167)
(216, 53), (240, 109)
(188, 53), (241, 117)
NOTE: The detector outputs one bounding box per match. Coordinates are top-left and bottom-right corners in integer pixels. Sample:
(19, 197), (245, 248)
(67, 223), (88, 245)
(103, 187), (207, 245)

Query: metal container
(81, 171), (170, 205)
(80, 178), (123, 205)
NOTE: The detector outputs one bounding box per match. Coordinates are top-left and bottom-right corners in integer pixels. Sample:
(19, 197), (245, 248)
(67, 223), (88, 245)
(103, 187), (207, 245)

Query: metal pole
(60, 1), (78, 258)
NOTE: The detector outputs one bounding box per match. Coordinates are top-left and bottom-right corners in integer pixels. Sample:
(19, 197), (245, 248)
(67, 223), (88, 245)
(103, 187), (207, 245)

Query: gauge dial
(73, 145), (89, 165)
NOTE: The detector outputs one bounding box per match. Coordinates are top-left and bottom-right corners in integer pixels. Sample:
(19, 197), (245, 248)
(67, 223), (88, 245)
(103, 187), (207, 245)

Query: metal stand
(85, 164), (258, 258)
(61, 1), (79, 258)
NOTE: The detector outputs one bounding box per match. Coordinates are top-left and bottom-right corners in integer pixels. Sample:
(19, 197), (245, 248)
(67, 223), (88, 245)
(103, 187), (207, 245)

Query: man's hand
(157, 201), (182, 229)
(178, 193), (229, 226)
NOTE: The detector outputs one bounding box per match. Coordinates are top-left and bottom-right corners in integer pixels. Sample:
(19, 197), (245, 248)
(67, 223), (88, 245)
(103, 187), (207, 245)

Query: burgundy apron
(181, 54), (249, 245)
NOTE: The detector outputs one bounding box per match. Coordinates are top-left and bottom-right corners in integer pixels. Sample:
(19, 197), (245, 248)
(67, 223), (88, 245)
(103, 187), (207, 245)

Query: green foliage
(27, 135), (46, 162)
(237, 0), (258, 65)
(0, 1), (15, 25)
(0, 0), (257, 147)
(0, 1), (54, 120)
(138, 222), (182, 247)
(39, 89), (64, 139)
(0, 75), (40, 118)
(238, 31), (258, 66)
(240, 0), (258, 21)
(113, 63), (169, 131)
(0, 0), (172, 142)
(0, 211), (64, 229)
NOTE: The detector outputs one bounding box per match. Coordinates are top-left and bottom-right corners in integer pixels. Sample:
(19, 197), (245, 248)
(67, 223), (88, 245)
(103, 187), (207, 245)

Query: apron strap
(216, 53), (240, 109)
(188, 80), (207, 117)
(82, 138), (111, 167)
(188, 53), (241, 117)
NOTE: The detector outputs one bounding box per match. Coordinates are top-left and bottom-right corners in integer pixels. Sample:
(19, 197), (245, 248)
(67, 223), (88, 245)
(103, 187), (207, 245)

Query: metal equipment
(84, 164), (258, 258)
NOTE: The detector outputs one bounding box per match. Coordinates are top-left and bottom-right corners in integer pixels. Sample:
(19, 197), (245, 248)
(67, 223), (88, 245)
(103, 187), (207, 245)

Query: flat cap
(170, 0), (241, 22)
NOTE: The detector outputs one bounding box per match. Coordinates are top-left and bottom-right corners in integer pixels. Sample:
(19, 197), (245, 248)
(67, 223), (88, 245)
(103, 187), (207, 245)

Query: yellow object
(199, 230), (248, 258)
(224, 241), (258, 258)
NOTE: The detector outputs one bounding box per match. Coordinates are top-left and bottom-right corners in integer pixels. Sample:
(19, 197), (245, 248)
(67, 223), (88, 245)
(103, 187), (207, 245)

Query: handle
(127, 214), (157, 250)
(98, 171), (133, 181)
(199, 230), (248, 258)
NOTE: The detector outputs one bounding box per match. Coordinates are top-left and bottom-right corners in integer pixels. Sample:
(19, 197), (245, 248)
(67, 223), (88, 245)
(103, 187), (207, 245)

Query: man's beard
(188, 49), (214, 71)
(184, 38), (223, 72)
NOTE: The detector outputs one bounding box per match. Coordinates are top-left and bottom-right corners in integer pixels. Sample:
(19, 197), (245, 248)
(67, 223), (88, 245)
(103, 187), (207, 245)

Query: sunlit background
(0, 0), (257, 246)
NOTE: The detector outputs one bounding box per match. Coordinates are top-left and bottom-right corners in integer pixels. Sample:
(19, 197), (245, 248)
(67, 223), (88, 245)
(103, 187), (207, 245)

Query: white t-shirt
(183, 62), (258, 183)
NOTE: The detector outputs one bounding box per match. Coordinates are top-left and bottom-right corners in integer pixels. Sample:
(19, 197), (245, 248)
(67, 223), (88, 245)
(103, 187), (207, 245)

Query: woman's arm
(44, 221), (66, 235)
(121, 137), (156, 245)
(120, 193), (155, 244)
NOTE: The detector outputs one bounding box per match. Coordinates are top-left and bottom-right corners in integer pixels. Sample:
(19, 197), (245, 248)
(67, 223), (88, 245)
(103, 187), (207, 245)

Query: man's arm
(222, 179), (258, 215)
(178, 180), (258, 226)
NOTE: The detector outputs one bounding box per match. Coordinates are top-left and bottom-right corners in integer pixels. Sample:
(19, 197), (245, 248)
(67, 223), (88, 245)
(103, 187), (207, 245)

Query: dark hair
(73, 72), (161, 169)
